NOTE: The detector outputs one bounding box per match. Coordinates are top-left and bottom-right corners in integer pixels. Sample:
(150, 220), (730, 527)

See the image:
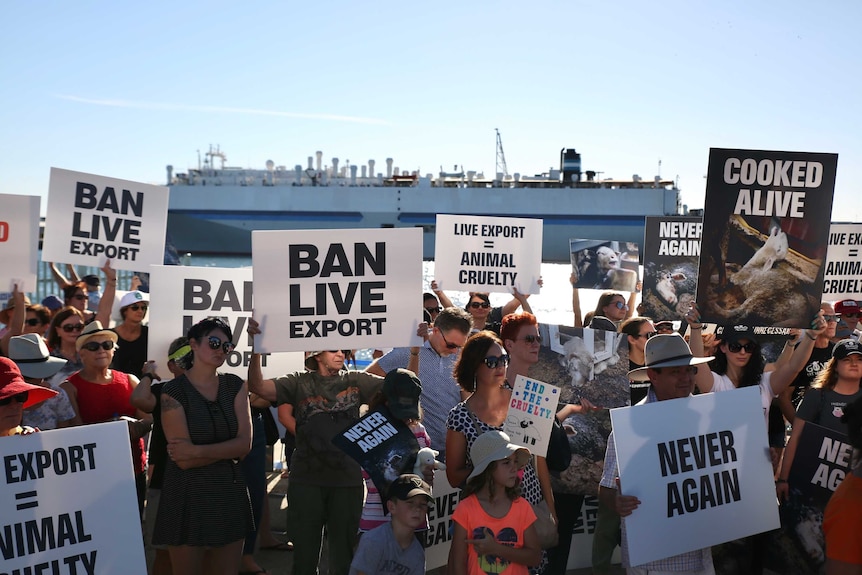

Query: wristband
(775, 478), (787, 484)
(410, 351), (420, 356)
(805, 331), (817, 341)
(691, 324), (705, 330)
(140, 373), (153, 383)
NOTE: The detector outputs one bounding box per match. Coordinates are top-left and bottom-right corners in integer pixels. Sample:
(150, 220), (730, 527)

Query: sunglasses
(727, 342), (757, 353)
(637, 331), (657, 340)
(25, 318), (43, 327)
(208, 336), (235, 354)
(842, 313), (861, 319)
(0, 391), (29, 407)
(62, 323), (85, 333)
(483, 354), (510, 369)
(469, 301), (491, 309)
(823, 315), (839, 322)
(520, 334), (543, 344)
(81, 340), (115, 352)
(440, 331), (461, 350)
(613, 301), (628, 310)
(326, 350), (352, 356)
(128, 304), (148, 312)
(425, 306), (442, 314)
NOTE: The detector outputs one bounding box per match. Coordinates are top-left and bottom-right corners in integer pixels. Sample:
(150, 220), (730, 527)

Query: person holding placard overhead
(599, 334), (716, 574)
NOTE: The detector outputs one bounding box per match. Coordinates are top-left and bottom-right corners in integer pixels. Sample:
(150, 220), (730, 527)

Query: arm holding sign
(776, 418), (806, 502)
(0, 285), (26, 356)
(430, 280), (454, 309)
(246, 317), (277, 402)
(768, 313), (828, 397)
(94, 260), (117, 327)
(685, 303), (716, 393)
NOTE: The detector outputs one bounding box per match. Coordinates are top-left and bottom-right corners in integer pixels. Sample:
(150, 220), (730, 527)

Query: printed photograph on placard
(569, 239), (640, 292)
(696, 148), (838, 328)
(641, 217), (702, 322)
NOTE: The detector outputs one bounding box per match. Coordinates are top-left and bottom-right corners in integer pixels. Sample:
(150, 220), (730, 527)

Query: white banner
(0, 422), (146, 574)
(42, 168), (168, 271)
(609, 386), (779, 566)
(504, 375), (560, 457)
(147, 265), (304, 378)
(0, 193), (40, 292)
(433, 214), (542, 294)
(823, 223), (862, 299)
(251, 228), (424, 353)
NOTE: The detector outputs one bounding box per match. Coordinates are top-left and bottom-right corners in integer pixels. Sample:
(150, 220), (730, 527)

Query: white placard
(504, 374), (560, 457)
(251, 228), (424, 353)
(424, 469), (461, 570)
(433, 214), (542, 294)
(0, 422), (146, 573)
(824, 223), (862, 299)
(147, 265), (304, 378)
(609, 386), (779, 566)
(42, 168), (168, 272)
(0, 193), (40, 292)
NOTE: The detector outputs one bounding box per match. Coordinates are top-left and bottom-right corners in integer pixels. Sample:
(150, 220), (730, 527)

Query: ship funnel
(361, 165), (367, 178)
(315, 151), (323, 172)
(368, 159), (375, 179)
(386, 158), (393, 178)
(295, 165), (303, 183)
(350, 165), (358, 185)
(166, 165), (173, 185)
(332, 158), (340, 178)
(307, 156), (314, 170)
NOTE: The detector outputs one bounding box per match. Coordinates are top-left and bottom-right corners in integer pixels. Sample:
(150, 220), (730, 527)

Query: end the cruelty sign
(42, 168), (169, 272)
(252, 228), (424, 353)
(609, 387), (779, 566)
(0, 422), (146, 574)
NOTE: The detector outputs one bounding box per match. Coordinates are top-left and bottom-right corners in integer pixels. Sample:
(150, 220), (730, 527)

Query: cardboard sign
(424, 470), (462, 570)
(433, 214), (542, 294)
(0, 193), (40, 292)
(696, 148), (838, 328)
(147, 265), (303, 378)
(823, 223), (862, 299)
(42, 168), (169, 271)
(504, 375), (560, 457)
(641, 217), (701, 321)
(610, 386), (779, 566)
(570, 238), (640, 292)
(787, 421), (852, 508)
(251, 228), (424, 353)
(0, 422), (146, 574)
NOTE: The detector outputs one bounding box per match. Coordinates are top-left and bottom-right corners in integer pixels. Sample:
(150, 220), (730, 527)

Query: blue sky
(2, 0), (860, 219)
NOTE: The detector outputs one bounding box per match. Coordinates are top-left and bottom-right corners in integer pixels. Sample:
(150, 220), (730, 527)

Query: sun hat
(627, 334), (714, 382)
(41, 295), (64, 312)
(833, 339), (862, 360)
(304, 351), (325, 371)
(119, 290), (149, 309)
(8, 334), (67, 380)
(75, 321), (118, 352)
(0, 357), (58, 409)
(383, 368), (422, 420)
(387, 474), (433, 502)
(0, 296), (31, 325)
(467, 430), (531, 481)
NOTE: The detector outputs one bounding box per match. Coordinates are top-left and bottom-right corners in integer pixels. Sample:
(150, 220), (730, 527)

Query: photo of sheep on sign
(695, 148), (838, 329)
(570, 239), (639, 292)
(641, 216), (702, 322)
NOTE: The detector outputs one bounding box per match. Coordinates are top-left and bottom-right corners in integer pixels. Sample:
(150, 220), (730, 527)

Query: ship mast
(495, 128), (509, 178)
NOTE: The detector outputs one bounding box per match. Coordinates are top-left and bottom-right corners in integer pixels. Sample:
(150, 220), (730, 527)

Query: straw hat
(75, 321), (118, 352)
(0, 296), (31, 325)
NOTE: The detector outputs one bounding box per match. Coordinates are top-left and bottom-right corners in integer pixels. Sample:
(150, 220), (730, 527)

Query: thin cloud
(56, 95), (389, 125)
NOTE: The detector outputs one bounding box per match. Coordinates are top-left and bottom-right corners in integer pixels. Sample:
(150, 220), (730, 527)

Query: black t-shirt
(111, 325), (149, 378)
(789, 343), (834, 407)
(148, 381), (168, 489)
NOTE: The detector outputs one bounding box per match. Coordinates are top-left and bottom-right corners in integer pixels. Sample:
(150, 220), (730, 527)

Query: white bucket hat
(468, 430), (531, 481)
(8, 334), (67, 379)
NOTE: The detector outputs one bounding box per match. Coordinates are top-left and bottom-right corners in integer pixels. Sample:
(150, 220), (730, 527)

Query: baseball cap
(835, 300), (861, 315)
(718, 324), (758, 344)
(383, 369), (422, 420)
(119, 290), (149, 309)
(387, 474), (433, 502)
(833, 339), (862, 360)
(82, 275), (101, 287)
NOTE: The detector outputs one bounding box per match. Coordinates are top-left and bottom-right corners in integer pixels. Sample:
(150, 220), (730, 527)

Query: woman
(446, 330), (551, 573)
(9, 334), (75, 431)
(1, 357), (58, 437)
(62, 282), (93, 320)
(777, 339), (862, 500)
(823, 395), (862, 573)
(588, 292), (629, 331)
(99, 261), (149, 377)
(153, 318), (253, 575)
(501, 313), (598, 574)
(46, 306), (86, 389)
(61, 321), (151, 512)
(619, 317), (656, 405)
(0, 285), (52, 355)
(465, 291), (531, 333)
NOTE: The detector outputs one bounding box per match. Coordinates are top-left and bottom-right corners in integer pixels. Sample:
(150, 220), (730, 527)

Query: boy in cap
(350, 474), (432, 575)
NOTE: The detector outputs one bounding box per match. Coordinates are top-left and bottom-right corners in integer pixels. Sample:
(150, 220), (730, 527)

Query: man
(835, 299), (862, 341)
(599, 334), (715, 574)
(246, 318), (418, 575)
(365, 306), (472, 461)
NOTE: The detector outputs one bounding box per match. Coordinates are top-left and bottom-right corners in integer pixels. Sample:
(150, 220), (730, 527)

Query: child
(449, 430), (542, 575)
(349, 474), (433, 575)
(359, 368), (431, 532)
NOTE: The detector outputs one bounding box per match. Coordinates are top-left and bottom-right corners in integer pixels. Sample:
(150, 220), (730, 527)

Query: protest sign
(0, 422), (146, 574)
(570, 238), (639, 292)
(610, 386), (779, 566)
(787, 421), (852, 508)
(147, 265), (303, 377)
(424, 470), (461, 569)
(332, 407), (419, 508)
(823, 223), (862, 299)
(504, 375), (560, 457)
(251, 228), (423, 353)
(433, 214), (542, 294)
(640, 216), (701, 321)
(0, 193), (40, 292)
(696, 148), (838, 328)
(42, 168), (169, 272)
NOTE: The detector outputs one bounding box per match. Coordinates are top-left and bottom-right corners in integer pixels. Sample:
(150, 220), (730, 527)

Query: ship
(166, 145), (686, 263)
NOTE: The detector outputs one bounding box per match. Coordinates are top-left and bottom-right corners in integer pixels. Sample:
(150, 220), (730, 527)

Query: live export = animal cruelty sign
(503, 375), (560, 458)
(433, 214), (542, 294)
(251, 228), (424, 353)
(42, 168), (169, 272)
(0, 193), (40, 292)
(823, 223), (862, 300)
(609, 386), (779, 566)
(0, 422), (146, 574)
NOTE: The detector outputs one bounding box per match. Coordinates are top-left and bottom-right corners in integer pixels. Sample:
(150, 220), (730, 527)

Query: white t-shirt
(710, 370), (775, 426)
